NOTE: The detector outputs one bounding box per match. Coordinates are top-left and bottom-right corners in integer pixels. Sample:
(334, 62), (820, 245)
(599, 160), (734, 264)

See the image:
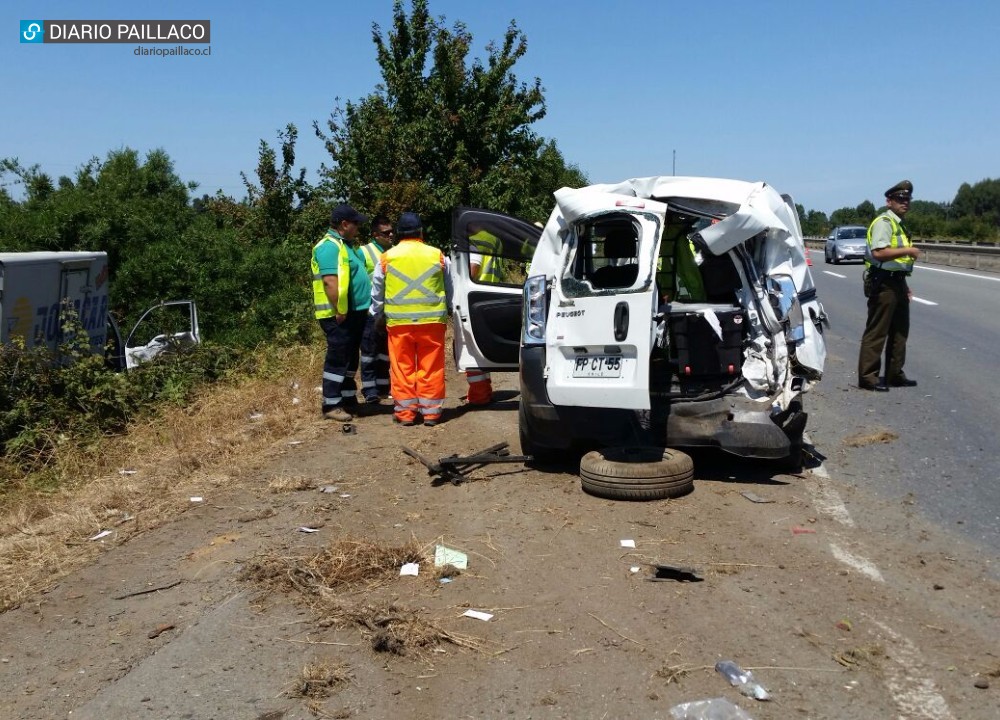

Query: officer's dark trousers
(319, 311), (367, 413)
(858, 273), (910, 386)
(360, 314), (390, 402)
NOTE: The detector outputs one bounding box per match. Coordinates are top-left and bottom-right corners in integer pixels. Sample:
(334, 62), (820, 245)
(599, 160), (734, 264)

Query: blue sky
(4, 1), (999, 215)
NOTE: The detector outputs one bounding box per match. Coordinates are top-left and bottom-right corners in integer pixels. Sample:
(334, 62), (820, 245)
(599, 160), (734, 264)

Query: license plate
(573, 355), (622, 378)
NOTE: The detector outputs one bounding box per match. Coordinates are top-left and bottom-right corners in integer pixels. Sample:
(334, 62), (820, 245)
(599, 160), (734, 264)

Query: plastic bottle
(669, 697), (754, 720)
(714, 660), (771, 701)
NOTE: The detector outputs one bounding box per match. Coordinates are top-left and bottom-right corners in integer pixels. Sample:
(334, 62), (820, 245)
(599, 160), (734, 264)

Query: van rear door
(544, 190), (667, 410)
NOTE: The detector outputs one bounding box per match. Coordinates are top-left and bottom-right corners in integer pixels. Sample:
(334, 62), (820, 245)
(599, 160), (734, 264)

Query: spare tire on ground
(579, 446), (694, 501)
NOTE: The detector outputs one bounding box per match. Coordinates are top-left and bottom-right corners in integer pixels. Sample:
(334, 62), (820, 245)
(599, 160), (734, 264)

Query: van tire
(519, 401), (560, 465)
(580, 447), (694, 501)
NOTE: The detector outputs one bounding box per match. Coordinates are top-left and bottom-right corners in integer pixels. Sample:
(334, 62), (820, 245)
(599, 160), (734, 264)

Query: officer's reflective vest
(360, 241), (385, 276)
(469, 230), (502, 283)
(382, 241), (448, 327)
(865, 213), (914, 274)
(311, 231), (349, 319)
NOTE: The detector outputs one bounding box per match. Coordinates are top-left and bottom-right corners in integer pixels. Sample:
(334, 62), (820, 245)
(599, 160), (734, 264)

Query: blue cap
(331, 203), (368, 225)
(396, 212), (423, 236)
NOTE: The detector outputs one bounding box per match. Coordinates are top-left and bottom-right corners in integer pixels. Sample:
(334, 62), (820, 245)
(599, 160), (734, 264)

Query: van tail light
(522, 275), (548, 345)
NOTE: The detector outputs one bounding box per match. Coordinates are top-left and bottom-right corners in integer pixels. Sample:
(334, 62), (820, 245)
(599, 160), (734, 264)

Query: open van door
(124, 300), (201, 370)
(450, 208), (542, 372)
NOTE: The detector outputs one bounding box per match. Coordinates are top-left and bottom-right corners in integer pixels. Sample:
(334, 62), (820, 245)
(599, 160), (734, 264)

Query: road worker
(465, 222), (502, 405)
(358, 215), (395, 405)
(311, 203), (370, 421)
(369, 212), (453, 426)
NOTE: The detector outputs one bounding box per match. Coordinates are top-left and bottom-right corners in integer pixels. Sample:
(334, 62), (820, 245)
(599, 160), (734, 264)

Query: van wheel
(579, 447), (694, 501)
(519, 401), (559, 465)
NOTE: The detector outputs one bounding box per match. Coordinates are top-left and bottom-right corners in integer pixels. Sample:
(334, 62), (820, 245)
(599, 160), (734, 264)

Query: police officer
(311, 203), (371, 421)
(857, 180), (922, 392)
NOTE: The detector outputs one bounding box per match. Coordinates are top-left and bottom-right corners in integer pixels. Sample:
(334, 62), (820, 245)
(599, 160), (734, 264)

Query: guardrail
(804, 238), (1000, 273)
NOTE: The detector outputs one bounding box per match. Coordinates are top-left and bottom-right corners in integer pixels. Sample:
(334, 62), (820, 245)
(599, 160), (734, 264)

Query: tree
(315, 0), (585, 245)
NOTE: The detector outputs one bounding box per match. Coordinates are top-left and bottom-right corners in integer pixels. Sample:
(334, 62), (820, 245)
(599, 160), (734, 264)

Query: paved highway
(805, 258), (1000, 558)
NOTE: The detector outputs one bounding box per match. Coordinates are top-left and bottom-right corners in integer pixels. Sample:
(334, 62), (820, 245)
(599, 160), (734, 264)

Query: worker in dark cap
(311, 203), (371, 421)
(369, 212), (454, 426)
(857, 180), (922, 392)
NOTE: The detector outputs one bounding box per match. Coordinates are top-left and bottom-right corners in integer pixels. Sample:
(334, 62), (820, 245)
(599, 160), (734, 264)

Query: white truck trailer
(0, 251), (199, 369)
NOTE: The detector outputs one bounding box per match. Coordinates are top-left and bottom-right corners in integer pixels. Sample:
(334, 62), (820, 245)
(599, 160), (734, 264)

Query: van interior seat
(591, 230), (639, 289)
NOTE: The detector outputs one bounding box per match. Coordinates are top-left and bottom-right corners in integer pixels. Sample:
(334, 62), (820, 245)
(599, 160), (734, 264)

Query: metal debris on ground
(740, 491), (773, 504)
(648, 563), (704, 583)
(401, 442), (530, 485)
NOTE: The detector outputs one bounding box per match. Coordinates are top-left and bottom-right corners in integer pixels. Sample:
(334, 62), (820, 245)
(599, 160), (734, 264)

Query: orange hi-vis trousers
(387, 323), (446, 423)
(465, 369), (493, 405)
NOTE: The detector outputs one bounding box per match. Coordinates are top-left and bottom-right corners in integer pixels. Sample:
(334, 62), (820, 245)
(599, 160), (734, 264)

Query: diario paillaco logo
(20, 20), (44, 43)
(18, 20), (210, 44)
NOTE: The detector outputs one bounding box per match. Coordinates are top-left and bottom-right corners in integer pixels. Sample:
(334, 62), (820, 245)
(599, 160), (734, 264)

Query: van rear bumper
(519, 346), (637, 450)
(666, 396), (805, 459)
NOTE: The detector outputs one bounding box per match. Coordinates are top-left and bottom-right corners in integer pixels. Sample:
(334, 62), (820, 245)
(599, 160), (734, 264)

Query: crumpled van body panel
(450, 176), (828, 461)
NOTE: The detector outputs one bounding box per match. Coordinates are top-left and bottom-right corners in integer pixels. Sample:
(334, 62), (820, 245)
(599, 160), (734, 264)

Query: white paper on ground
(434, 545), (468, 569)
(297, 526), (320, 533)
(620, 539), (636, 548)
(190, 497), (203, 503)
(400, 562), (419, 576)
(89, 530), (113, 541)
(462, 609), (493, 621)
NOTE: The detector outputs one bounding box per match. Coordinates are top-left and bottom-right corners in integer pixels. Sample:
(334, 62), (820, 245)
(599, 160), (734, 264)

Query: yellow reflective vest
(469, 229), (502, 283)
(311, 231), (350, 319)
(382, 240), (448, 327)
(360, 241), (385, 276)
(865, 213), (914, 274)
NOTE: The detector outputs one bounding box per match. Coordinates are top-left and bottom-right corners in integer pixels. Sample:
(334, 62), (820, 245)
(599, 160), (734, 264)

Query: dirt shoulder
(0, 366), (997, 720)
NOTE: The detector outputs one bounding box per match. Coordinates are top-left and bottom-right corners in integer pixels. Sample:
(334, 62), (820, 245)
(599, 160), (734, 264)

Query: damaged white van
(450, 176), (827, 467)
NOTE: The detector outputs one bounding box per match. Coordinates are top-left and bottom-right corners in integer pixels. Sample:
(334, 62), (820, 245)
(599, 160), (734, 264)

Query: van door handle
(613, 302), (629, 341)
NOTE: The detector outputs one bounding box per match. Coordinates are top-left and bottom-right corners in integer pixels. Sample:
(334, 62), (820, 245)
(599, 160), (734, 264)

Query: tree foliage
(314, 0), (586, 246)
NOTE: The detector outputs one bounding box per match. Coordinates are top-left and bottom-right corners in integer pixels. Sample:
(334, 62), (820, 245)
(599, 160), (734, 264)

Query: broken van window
(560, 215), (652, 298)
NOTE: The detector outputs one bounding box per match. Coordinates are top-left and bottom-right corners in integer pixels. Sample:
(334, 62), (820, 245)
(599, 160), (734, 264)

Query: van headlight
(522, 275), (548, 345)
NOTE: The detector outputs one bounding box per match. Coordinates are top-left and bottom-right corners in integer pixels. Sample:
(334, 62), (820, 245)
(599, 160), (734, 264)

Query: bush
(0, 331), (242, 477)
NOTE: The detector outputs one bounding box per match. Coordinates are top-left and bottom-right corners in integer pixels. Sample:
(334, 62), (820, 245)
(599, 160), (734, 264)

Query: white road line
(829, 542), (884, 582)
(916, 264), (1000, 282)
(911, 296), (938, 306)
(804, 447), (953, 719)
(804, 462), (855, 527)
(821, 270), (848, 278)
(870, 619), (956, 720)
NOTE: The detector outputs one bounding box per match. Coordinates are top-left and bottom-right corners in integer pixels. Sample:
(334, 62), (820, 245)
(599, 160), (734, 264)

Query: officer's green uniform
(858, 180), (917, 388)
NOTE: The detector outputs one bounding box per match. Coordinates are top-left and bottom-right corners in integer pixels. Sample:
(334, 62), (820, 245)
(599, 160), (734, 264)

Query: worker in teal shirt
(312, 203), (371, 421)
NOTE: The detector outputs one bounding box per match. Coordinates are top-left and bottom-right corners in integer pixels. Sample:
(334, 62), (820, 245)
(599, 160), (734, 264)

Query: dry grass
(241, 538), (489, 657)
(288, 659), (352, 699)
(0, 345), (325, 612)
(268, 474), (316, 493)
(833, 644), (886, 670)
(843, 429), (898, 448)
(240, 539), (427, 595)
